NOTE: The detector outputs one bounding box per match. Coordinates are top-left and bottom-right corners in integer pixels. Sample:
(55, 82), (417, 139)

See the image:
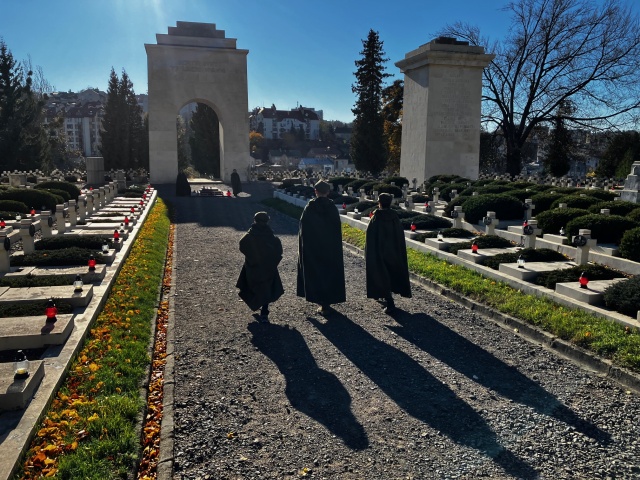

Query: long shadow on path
(386, 311), (611, 445)
(248, 322), (369, 450)
(309, 311), (539, 480)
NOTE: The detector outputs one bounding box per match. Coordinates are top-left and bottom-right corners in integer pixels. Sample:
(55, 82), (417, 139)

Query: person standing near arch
(230, 169), (242, 197)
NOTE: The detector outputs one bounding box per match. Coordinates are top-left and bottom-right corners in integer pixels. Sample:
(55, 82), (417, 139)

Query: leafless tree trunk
(441, 0), (640, 175)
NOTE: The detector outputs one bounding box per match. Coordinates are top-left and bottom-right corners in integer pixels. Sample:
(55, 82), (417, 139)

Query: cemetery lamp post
(579, 272), (589, 289)
(45, 298), (58, 323)
(14, 350), (29, 380)
(73, 274), (84, 292)
(88, 255), (97, 271)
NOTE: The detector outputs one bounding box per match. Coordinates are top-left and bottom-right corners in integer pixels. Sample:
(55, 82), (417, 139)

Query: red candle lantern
(30, 207), (36, 216)
(142, 194), (147, 201)
(114, 229), (120, 241)
(523, 220), (528, 227)
(471, 241), (479, 254)
(88, 255), (96, 271)
(130, 206), (135, 214)
(226, 190), (232, 197)
(139, 200), (144, 206)
(0, 219), (5, 229)
(410, 223), (417, 232)
(369, 211), (373, 218)
(45, 298), (58, 323)
(579, 272), (589, 288)
(124, 216), (130, 226)
(342, 203), (346, 209)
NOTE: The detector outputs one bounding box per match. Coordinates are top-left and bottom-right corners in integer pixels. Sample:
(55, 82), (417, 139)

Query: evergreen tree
(381, 79), (403, 172)
(350, 29), (389, 174)
(189, 103), (220, 177)
(543, 103), (573, 177)
(99, 68), (146, 171)
(0, 40), (50, 171)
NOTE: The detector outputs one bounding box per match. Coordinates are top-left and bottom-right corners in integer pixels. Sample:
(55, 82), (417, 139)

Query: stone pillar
(600, 209), (610, 216)
(484, 211), (498, 235)
(523, 219), (538, 249)
(40, 211), (53, 238)
(86, 193), (95, 215)
(432, 187), (440, 203)
(359, 189), (366, 201)
(573, 229), (595, 265)
(86, 157), (105, 186)
(524, 199), (535, 221)
(68, 200), (77, 227)
(452, 205), (465, 228)
(0, 229), (10, 273)
(397, 37), (494, 185)
(450, 189), (458, 201)
(55, 205), (66, 234)
(78, 195), (87, 222)
(20, 219), (35, 254)
(98, 187), (106, 208)
(372, 190), (379, 201)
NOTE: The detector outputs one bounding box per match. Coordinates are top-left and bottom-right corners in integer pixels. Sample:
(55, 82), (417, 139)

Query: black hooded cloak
(365, 208), (412, 299)
(230, 171), (242, 196)
(236, 222), (284, 310)
(296, 196), (346, 304)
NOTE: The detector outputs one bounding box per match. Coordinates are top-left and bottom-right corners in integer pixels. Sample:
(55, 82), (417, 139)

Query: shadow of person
(248, 322), (369, 450)
(308, 312), (538, 479)
(387, 311), (611, 445)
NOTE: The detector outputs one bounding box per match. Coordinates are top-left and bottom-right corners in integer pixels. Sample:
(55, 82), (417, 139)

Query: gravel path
(170, 182), (640, 480)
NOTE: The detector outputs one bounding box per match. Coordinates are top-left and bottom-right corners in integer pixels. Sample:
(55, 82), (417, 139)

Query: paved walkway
(162, 181), (640, 480)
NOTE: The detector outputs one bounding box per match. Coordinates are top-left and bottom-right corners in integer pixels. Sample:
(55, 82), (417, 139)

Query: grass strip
(14, 199), (171, 480)
(263, 198), (640, 373)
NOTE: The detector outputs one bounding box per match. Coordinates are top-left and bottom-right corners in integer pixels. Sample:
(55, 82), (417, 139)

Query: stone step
(0, 360), (45, 411)
(0, 314), (74, 351)
(458, 247), (520, 264)
(499, 261), (575, 281)
(542, 234), (568, 245)
(0, 284), (93, 308)
(555, 278), (626, 305)
(424, 237), (471, 251)
(1, 264), (107, 283)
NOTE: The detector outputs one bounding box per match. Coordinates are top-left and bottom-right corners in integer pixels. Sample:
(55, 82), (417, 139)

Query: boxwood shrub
(414, 228), (475, 242)
(34, 180), (81, 200)
(35, 235), (114, 251)
(0, 188), (61, 211)
(530, 192), (564, 214)
(534, 208), (590, 235)
(455, 193), (525, 224)
(0, 200), (28, 213)
(534, 264), (625, 290)
(550, 195), (601, 210)
(447, 234), (513, 255)
(565, 214), (639, 245)
(281, 178), (303, 188)
(586, 201), (640, 216)
(580, 189), (618, 201)
(44, 188), (71, 202)
(628, 209), (640, 222)
(345, 200), (376, 213)
(343, 179), (371, 192)
(619, 227), (640, 262)
(400, 214), (452, 230)
(603, 276), (640, 317)
(0, 275), (72, 288)
(328, 177), (355, 188)
(373, 184), (403, 198)
(12, 247), (107, 266)
(384, 176), (409, 186)
(481, 248), (567, 271)
(331, 193), (359, 205)
(0, 300), (73, 318)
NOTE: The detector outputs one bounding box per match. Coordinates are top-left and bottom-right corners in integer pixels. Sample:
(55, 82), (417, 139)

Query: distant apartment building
(249, 105), (321, 140)
(43, 89), (148, 158)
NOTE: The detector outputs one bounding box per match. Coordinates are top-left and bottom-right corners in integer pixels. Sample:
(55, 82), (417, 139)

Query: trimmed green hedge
(0, 200), (28, 214)
(535, 264), (625, 290)
(530, 192), (564, 214)
(35, 236), (114, 251)
(34, 180), (81, 200)
(414, 228), (475, 242)
(12, 247), (107, 266)
(603, 276), (640, 317)
(587, 201), (640, 216)
(481, 248), (566, 271)
(453, 194), (525, 224)
(550, 195), (602, 210)
(0, 188), (61, 211)
(534, 208), (590, 235)
(400, 214), (452, 230)
(619, 227), (640, 262)
(565, 214), (639, 245)
(447, 234), (513, 255)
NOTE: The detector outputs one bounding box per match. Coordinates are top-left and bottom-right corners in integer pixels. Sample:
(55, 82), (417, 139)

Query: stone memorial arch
(145, 22), (249, 184)
(396, 37), (494, 185)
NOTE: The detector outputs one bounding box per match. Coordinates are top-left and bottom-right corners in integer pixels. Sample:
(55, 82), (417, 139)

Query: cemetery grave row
(274, 162), (640, 327)
(0, 177), (154, 479)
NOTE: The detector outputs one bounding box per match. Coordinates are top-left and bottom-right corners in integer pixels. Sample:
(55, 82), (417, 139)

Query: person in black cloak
(230, 169), (242, 197)
(236, 211), (284, 322)
(365, 192), (411, 314)
(297, 180), (346, 315)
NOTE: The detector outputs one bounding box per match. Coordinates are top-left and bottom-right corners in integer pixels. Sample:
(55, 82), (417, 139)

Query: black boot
(383, 296), (396, 314)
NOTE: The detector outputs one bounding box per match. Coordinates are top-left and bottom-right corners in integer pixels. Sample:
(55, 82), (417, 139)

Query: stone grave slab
(542, 234), (568, 245)
(499, 261), (575, 281)
(458, 247), (520, 264)
(30, 265), (107, 282)
(555, 278), (626, 305)
(0, 314), (74, 350)
(424, 237), (471, 251)
(0, 360), (44, 410)
(0, 285), (93, 308)
(591, 244), (619, 257)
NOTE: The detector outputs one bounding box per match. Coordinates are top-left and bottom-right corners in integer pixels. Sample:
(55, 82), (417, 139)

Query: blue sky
(0, 1), (625, 122)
